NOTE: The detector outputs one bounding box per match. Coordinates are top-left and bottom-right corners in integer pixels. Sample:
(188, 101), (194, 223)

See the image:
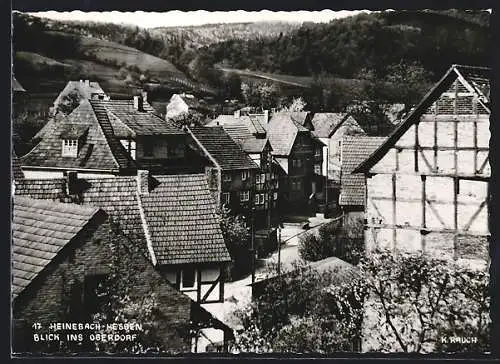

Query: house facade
(266, 112), (324, 213)
(12, 196), (233, 354)
(15, 170), (231, 304)
(186, 126), (269, 226)
(354, 65), (491, 267)
(21, 94), (208, 179)
(207, 112), (280, 228)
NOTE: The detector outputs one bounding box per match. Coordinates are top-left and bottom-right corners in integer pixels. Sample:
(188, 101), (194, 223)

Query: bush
(298, 232), (326, 262)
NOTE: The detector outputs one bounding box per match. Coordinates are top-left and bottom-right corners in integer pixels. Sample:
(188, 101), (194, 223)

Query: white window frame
(259, 193), (266, 205)
(314, 164), (321, 175)
(260, 173), (266, 183)
(241, 170), (249, 181)
(223, 173), (232, 182)
(273, 192), (278, 200)
(255, 174), (261, 184)
(240, 190), (250, 202)
(62, 139), (78, 157)
(292, 159), (302, 168)
(180, 267), (197, 291)
(222, 192), (230, 205)
(315, 147), (321, 157)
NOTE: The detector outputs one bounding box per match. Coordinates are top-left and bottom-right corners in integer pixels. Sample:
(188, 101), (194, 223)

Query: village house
(166, 93), (212, 120)
(15, 170), (231, 304)
(185, 126), (269, 227)
(339, 136), (386, 238)
(21, 94), (209, 179)
(265, 111), (325, 213)
(353, 64), (491, 267)
(11, 196), (233, 353)
(207, 111), (281, 226)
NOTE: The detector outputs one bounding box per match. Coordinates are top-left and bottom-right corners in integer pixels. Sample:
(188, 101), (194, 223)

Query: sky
(28, 10), (371, 28)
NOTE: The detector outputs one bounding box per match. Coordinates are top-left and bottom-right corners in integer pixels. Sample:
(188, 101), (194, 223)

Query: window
(222, 192), (230, 205)
(255, 174), (261, 184)
(223, 173), (232, 182)
(256, 173), (266, 184)
(254, 193), (266, 205)
(314, 164), (322, 175)
(315, 147), (322, 157)
(292, 159), (302, 168)
(240, 190), (250, 202)
(62, 139), (78, 157)
(120, 139), (136, 160)
(291, 180), (302, 191)
(241, 170), (249, 181)
(83, 274), (108, 318)
(273, 192), (278, 200)
(180, 267), (197, 290)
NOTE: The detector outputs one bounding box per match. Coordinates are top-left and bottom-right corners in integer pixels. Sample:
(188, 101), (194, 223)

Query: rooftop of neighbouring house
(187, 126), (259, 170)
(14, 172), (231, 266)
(265, 112), (311, 156)
(12, 196), (103, 299)
(340, 136), (386, 206)
(309, 113), (365, 139)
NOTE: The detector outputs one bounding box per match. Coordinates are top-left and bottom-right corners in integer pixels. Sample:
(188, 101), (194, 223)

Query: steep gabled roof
(266, 112), (309, 156)
(353, 64), (491, 173)
(340, 136), (386, 206)
(14, 173), (230, 266)
(21, 100), (136, 172)
(12, 197), (102, 299)
(140, 174), (231, 265)
(187, 126), (259, 170)
(99, 99), (184, 136)
(52, 80), (105, 110)
(310, 113), (349, 138)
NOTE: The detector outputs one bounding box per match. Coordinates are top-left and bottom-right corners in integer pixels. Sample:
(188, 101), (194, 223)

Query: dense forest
(197, 10), (490, 80)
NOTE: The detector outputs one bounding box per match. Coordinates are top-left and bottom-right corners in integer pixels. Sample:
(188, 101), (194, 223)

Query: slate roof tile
(12, 196), (101, 299)
(265, 112), (308, 156)
(188, 126), (258, 170)
(15, 173), (230, 266)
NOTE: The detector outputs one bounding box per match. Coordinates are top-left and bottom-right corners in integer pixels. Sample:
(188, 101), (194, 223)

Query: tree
(241, 81), (280, 110)
(216, 206), (251, 280)
(169, 112), (206, 128)
(233, 262), (365, 353)
(234, 251), (490, 353)
(280, 97), (307, 112)
(361, 251), (490, 353)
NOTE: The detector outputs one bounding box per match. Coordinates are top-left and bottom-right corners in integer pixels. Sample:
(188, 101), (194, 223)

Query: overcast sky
(29, 10), (371, 28)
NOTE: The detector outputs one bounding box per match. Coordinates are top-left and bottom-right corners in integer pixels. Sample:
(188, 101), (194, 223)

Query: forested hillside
(197, 10), (490, 80)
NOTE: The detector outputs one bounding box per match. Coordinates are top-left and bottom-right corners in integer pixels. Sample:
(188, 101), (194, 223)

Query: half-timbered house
(354, 64), (491, 266)
(21, 95), (208, 178)
(11, 196), (233, 353)
(15, 170), (231, 304)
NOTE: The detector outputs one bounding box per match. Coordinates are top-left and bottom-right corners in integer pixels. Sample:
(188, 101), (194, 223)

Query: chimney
(264, 110), (269, 123)
(85, 80), (90, 87)
(137, 170), (150, 194)
(141, 90), (148, 104)
(65, 171), (78, 195)
(234, 110), (241, 118)
(133, 95), (144, 112)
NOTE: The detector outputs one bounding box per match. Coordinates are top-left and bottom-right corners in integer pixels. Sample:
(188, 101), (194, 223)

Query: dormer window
(62, 139), (78, 157)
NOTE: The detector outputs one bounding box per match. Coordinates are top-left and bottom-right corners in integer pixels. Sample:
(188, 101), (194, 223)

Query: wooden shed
(354, 65), (490, 266)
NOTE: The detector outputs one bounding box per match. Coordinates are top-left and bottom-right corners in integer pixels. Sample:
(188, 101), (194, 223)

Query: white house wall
(365, 76), (490, 266)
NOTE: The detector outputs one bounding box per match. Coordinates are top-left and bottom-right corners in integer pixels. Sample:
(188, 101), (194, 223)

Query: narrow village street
(201, 214), (337, 333)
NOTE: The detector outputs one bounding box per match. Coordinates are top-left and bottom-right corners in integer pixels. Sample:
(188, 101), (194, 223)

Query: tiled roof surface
(141, 174), (231, 264)
(240, 137), (268, 153)
(53, 80), (105, 108)
(209, 115), (267, 135)
(340, 136), (386, 206)
(12, 196), (101, 299)
(310, 113), (348, 138)
(99, 100), (184, 136)
(21, 101), (134, 171)
(12, 153), (25, 181)
(266, 112), (308, 156)
(188, 126), (259, 170)
(14, 174), (230, 266)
